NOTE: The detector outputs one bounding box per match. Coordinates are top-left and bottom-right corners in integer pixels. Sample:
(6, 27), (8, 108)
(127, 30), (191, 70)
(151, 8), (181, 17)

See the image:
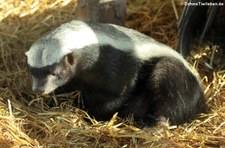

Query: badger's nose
(32, 87), (45, 94)
(32, 77), (47, 94)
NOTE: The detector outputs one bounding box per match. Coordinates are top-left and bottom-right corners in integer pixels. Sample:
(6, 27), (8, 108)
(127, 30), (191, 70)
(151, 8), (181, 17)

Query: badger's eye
(45, 69), (51, 75)
(51, 72), (59, 78)
(51, 72), (56, 76)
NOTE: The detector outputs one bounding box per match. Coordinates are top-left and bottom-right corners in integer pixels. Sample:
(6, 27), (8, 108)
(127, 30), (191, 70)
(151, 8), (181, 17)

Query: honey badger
(25, 20), (206, 126)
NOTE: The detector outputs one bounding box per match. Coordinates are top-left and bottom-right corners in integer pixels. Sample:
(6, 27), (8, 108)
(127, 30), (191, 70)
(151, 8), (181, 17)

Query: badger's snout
(32, 86), (45, 94)
(32, 77), (47, 94)
(32, 76), (58, 95)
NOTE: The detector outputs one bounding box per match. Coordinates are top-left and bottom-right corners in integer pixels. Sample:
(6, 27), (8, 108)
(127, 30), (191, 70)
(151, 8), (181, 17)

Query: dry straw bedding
(0, 0), (225, 147)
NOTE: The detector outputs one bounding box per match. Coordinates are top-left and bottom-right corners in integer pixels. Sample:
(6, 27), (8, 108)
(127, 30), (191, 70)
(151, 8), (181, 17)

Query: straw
(0, 0), (225, 147)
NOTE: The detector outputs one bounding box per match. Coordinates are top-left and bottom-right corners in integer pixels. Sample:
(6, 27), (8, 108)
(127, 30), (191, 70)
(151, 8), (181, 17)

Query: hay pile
(0, 0), (225, 147)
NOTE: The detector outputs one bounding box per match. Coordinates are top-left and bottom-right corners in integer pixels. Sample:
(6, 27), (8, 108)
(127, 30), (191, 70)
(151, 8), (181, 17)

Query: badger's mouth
(42, 84), (58, 95)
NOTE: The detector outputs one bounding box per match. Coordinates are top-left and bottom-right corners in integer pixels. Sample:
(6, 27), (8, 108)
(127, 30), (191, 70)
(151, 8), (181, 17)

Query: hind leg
(146, 57), (205, 126)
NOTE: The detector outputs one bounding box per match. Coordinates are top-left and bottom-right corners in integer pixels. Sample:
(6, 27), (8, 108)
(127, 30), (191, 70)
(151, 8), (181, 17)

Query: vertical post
(75, 0), (126, 25)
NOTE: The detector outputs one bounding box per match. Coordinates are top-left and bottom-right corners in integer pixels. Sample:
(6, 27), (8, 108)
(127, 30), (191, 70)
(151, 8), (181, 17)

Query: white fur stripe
(26, 20), (190, 72)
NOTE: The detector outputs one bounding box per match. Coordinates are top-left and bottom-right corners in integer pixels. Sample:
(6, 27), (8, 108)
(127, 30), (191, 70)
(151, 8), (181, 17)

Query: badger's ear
(65, 53), (76, 66)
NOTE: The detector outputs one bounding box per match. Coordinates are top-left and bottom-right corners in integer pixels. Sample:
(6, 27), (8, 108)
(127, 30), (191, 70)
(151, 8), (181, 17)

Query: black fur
(30, 44), (206, 126)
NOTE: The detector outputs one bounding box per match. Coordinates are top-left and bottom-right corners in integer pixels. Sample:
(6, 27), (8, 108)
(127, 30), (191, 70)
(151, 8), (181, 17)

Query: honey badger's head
(25, 28), (81, 95)
(25, 20), (98, 94)
(26, 53), (76, 94)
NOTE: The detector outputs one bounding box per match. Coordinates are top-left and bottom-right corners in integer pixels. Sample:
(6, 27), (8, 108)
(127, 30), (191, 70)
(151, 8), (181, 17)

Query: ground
(0, 0), (225, 147)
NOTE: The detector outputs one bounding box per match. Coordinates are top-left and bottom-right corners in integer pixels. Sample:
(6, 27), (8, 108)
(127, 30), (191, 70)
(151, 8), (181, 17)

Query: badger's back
(26, 20), (192, 71)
